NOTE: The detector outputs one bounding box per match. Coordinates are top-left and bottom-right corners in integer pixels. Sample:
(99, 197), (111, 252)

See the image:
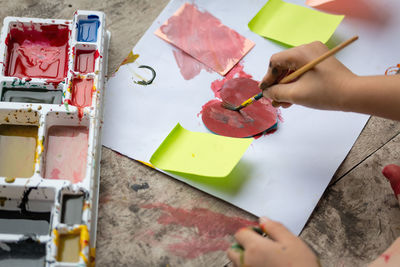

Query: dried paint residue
(142, 203), (257, 259)
(44, 126), (88, 183)
(382, 164), (400, 195)
(5, 23), (69, 82)
(156, 3), (254, 75)
(70, 78), (94, 118)
(0, 124), (38, 178)
(173, 49), (212, 80)
(116, 51), (139, 72)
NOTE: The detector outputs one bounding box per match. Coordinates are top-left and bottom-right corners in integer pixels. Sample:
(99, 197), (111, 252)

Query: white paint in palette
(0, 10), (109, 266)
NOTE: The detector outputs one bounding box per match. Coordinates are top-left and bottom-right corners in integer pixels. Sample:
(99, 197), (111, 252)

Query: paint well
(61, 194), (84, 224)
(77, 19), (100, 42)
(74, 50), (98, 73)
(0, 125), (37, 178)
(70, 78), (94, 118)
(44, 126), (88, 183)
(57, 234), (80, 262)
(0, 210), (50, 235)
(5, 23), (69, 81)
(2, 88), (63, 104)
(0, 239), (46, 267)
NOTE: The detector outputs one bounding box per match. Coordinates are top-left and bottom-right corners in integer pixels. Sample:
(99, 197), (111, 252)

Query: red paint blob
(202, 78), (277, 138)
(74, 49), (98, 73)
(382, 164), (400, 196)
(210, 63), (252, 98)
(71, 78), (94, 118)
(5, 23), (69, 82)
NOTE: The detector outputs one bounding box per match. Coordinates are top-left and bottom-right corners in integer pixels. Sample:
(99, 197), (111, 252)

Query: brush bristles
(221, 101), (239, 111)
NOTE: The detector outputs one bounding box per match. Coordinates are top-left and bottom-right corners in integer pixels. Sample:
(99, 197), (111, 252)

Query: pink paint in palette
(0, 11), (109, 266)
(155, 3), (255, 76)
(44, 126), (89, 183)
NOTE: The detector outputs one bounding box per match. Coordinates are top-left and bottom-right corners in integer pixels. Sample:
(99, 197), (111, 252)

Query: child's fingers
(263, 83), (294, 104)
(227, 247), (243, 267)
(259, 217), (296, 244)
(234, 228), (273, 249)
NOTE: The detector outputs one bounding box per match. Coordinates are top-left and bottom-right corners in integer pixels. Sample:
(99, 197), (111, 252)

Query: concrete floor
(1, 1), (400, 266)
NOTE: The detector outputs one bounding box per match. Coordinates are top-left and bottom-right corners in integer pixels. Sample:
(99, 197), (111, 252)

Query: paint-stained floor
(1, 1), (400, 266)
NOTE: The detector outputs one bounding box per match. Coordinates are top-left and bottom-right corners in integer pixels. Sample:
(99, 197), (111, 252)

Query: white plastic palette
(0, 11), (109, 266)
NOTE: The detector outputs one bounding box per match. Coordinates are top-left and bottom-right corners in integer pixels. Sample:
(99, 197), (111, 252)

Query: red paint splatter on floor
(167, 237), (230, 259)
(141, 202), (257, 258)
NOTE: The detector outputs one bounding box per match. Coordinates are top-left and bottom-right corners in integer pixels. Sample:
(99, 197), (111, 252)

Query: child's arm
(260, 41), (400, 121)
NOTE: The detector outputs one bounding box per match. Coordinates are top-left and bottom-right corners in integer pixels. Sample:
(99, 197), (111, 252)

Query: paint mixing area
(1, 1), (400, 267)
(0, 10), (108, 267)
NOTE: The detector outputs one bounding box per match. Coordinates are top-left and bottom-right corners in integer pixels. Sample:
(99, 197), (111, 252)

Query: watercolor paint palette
(0, 11), (109, 266)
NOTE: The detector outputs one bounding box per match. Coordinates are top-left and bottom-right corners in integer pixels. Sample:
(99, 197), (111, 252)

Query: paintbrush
(222, 35), (359, 111)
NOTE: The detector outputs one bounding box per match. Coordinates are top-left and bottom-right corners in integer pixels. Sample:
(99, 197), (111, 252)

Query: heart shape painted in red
(201, 77), (277, 138)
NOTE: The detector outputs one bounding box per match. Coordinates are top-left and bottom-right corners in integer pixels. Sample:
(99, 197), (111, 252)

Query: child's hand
(260, 41), (356, 110)
(227, 217), (320, 267)
(368, 237), (400, 267)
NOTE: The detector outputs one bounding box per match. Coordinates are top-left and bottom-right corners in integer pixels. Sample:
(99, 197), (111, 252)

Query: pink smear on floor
(156, 3), (254, 75)
(142, 203), (257, 258)
(44, 126), (88, 183)
(168, 237), (230, 259)
(173, 49), (212, 80)
(211, 63), (252, 98)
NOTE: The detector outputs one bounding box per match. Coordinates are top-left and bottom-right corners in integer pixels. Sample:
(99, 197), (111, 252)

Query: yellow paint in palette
(57, 234), (80, 262)
(0, 125), (38, 178)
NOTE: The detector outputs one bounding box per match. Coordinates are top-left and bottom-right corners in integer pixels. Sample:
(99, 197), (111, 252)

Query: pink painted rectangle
(44, 126), (88, 183)
(155, 3), (255, 76)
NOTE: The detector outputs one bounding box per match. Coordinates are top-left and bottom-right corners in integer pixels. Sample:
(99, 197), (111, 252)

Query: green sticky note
(150, 123), (253, 177)
(248, 0), (344, 47)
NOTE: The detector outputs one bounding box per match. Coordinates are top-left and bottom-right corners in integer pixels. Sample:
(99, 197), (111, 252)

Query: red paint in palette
(71, 78), (94, 118)
(74, 49), (99, 74)
(5, 23), (69, 83)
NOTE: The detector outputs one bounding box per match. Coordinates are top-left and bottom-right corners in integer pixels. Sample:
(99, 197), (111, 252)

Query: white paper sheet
(103, 0), (399, 235)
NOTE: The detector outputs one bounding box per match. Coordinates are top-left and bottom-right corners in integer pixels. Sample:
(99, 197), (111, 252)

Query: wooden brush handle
(279, 36), (359, 84)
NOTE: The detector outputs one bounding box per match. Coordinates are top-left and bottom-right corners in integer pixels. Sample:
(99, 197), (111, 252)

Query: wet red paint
(202, 78), (277, 138)
(71, 78), (94, 118)
(382, 164), (400, 196)
(142, 203), (257, 258)
(381, 253), (391, 263)
(172, 49), (212, 80)
(210, 63), (252, 98)
(5, 23), (69, 82)
(158, 3), (254, 75)
(74, 49), (98, 73)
